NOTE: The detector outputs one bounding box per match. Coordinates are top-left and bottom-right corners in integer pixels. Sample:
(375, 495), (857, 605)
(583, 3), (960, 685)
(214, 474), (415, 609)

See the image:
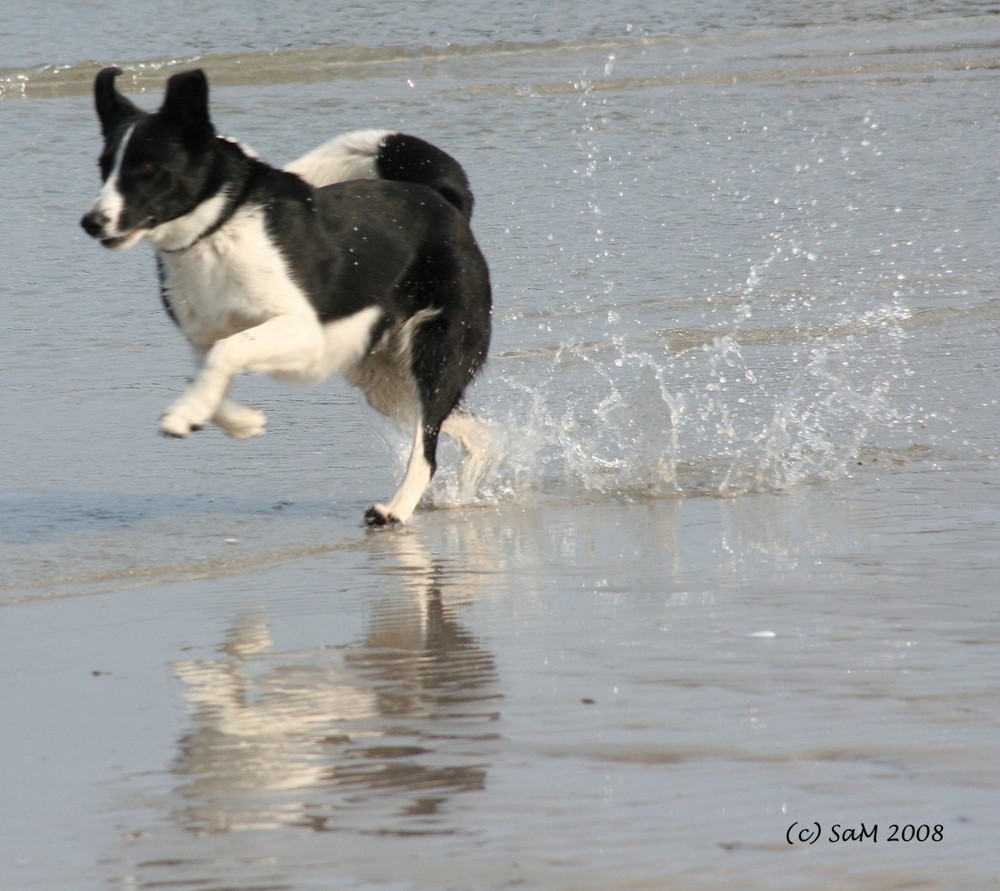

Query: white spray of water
(427, 265), (915, 510)
(424, 62), (921, 510)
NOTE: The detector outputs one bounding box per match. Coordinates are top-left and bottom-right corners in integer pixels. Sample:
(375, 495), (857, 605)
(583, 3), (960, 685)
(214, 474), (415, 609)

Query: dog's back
(286, 130), (474, 221)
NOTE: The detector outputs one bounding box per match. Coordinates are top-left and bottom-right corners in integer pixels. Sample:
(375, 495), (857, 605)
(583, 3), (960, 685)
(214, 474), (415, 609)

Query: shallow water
(2, 2), (999, 889)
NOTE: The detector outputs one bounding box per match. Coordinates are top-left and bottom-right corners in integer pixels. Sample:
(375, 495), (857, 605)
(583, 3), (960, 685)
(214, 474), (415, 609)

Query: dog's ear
(94, 67), (142, 137)
(159, 69), (215, 143)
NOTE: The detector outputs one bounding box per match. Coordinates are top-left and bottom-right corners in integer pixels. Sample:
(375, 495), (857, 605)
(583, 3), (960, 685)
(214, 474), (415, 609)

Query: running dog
(80, 67), (491, 526)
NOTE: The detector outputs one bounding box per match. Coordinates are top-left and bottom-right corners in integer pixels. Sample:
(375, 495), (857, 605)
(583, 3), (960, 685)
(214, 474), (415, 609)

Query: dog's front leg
(212, 397), (268, 440)
(169, 346), (268, 439)
(161, 315), (324, 438)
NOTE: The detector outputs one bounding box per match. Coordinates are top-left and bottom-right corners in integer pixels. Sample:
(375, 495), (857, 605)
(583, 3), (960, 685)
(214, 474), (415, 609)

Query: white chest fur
(155, 207), (317, 352)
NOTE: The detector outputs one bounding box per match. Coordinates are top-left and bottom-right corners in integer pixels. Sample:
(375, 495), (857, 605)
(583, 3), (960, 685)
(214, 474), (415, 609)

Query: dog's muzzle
(80, 210), (110, 238)
(80, 210), (147, 250)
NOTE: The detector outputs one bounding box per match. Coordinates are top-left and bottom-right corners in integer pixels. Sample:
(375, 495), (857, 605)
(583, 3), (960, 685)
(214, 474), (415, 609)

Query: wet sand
(4, 464), (1000, 889)
(2, 2), (999, 887)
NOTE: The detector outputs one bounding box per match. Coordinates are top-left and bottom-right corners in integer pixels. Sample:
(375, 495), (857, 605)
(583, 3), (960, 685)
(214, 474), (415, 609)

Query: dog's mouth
(99, 226), (150, 251)
(82, 208), (155, 250)
(100, 233), (139, 249)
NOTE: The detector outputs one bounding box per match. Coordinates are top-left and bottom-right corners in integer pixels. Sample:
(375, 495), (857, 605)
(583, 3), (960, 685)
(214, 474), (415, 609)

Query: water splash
(422, 60), (921, 510)
(718, 305), (912, 494)
(427, 250), (917, 509)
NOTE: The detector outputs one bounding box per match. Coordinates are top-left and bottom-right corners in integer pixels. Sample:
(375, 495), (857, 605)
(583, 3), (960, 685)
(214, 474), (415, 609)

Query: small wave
(0, 538), (360, 608)
(4, 13), (995, 102)
(0, 36), (641, 101)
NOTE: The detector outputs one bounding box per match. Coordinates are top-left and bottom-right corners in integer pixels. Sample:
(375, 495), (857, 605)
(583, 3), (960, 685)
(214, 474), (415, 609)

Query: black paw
(159, 424), (203, 439)
(364, 505), (398, 528)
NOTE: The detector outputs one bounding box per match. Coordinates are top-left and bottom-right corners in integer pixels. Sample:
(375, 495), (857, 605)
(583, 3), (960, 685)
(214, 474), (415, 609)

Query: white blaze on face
(88, 123), (136, 239)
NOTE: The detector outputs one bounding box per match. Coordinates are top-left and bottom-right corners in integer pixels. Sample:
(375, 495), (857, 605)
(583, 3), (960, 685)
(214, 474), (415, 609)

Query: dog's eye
(135, 162), (155, 176)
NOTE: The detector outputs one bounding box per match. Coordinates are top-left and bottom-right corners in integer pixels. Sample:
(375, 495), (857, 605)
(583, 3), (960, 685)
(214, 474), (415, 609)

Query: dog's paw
(160, 410), (203, 438)
(215, 407), (267, 440)
(364, 504), (401, 528)
(161, 394), (216, 438)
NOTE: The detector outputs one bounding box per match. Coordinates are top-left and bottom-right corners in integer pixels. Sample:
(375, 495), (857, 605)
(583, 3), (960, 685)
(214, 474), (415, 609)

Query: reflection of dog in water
(172, 568), (497, 833)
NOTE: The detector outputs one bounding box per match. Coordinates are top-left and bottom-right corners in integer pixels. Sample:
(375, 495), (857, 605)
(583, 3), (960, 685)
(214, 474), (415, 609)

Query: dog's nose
(80, 210), (108, 238)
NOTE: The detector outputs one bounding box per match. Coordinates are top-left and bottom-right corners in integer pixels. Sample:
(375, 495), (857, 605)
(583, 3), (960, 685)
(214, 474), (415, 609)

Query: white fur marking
(285, 130), (391, 188)
(373, 416), (433, 525)
(148, 193), (231, 252)
(161, 313), (326, 436)
(158, 208), (317, 352)
(319, 306), (384, 378)
(395, 307), (441, 362)
(158, 208), (324, 435)
(89, 123), (135, 238)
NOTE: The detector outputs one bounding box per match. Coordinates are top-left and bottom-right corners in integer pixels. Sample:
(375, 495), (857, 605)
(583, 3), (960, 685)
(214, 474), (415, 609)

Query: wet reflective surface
(2, 1), (998, 888)
(171, 542), (499, 837)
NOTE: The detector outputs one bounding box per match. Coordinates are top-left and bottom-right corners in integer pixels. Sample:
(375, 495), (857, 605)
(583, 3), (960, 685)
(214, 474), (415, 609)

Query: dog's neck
(153, 139), (258, 254)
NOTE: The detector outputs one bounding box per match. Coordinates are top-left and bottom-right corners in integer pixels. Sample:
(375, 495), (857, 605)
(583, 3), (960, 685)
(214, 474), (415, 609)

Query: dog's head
(80, 67), (219, 250)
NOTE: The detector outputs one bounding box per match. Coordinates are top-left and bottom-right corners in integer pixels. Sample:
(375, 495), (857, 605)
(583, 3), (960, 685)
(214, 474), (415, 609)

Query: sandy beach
(2, 1), (998, 887)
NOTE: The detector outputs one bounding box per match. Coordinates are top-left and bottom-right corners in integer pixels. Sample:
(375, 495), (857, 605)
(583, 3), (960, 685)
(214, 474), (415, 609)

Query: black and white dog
(80, 68), (491, 526)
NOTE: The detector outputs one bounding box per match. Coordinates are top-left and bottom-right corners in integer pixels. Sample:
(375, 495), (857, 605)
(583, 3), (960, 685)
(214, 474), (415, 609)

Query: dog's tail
(285, 130), (475, 222)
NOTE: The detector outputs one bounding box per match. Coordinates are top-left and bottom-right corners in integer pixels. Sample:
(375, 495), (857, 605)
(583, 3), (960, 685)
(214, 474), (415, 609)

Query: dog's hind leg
(363, 316), (459, 526)
(364, 360), (487, 527)
(365, 407), (495, 525)
(441, 408), (498, 499)
(365, 414), (438, 527)
(362, 277), (488, 525)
